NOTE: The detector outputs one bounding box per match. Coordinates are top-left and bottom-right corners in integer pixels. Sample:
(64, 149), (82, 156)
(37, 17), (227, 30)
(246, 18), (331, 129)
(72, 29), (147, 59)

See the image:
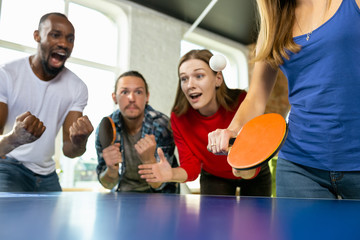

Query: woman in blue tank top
(208, 0), (360, 199)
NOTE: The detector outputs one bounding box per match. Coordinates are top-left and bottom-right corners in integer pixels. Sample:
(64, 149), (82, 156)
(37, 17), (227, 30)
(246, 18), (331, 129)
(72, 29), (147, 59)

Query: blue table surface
(0, 192), (359, 240)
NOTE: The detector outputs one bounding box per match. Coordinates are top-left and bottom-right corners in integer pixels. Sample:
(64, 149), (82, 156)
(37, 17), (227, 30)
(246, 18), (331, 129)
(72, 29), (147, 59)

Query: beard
(41, 57), (64, 76)
(124, 111), (143, 120)
(40, 44), (67, 76)
(125, 114), (142, 121)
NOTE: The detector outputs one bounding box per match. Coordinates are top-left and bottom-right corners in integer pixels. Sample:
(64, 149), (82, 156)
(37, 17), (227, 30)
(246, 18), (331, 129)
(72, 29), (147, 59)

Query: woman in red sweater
(139, 49), (271, 196)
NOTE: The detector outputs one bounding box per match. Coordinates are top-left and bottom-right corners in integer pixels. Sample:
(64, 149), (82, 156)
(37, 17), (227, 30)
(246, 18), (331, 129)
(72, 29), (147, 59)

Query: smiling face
(112, 76), (149, 121)
(179, 59), (222, 116)
(34, 14), (74, 76)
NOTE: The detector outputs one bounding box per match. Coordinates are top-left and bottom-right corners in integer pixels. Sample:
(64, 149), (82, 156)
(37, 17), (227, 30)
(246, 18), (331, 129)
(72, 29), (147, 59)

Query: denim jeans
(200, 163), (272, 197)
(276, 157), (360, 199)
(0, 157), (62, 192)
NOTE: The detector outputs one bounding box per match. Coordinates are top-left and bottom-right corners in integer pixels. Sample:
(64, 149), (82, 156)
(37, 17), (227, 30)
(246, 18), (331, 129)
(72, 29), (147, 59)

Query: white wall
(128, 6), (184, 116)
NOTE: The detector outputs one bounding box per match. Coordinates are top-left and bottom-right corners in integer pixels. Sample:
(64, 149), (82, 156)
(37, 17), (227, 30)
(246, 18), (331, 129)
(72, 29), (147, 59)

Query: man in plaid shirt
(95, 71), (178, 193)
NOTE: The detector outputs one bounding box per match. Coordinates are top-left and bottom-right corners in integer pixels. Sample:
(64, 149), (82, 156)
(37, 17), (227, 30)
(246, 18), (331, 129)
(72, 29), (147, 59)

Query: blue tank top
(278, 0), (360, 171)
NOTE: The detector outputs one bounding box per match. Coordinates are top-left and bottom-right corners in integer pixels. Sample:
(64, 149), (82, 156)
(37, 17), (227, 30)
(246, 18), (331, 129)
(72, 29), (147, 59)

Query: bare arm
(208, 61), (279, 154)
(62, 111), (94, 158)
(168, 167), (188, 183)
(138, 148), (188, 183)
(135, 134), (165, 188)
(99, 167), (120, 189)
(0, 102), (7, 135)
(98, 143), (122, 189)
(0, 103), (46, 156)
(230, 61), (278, 131)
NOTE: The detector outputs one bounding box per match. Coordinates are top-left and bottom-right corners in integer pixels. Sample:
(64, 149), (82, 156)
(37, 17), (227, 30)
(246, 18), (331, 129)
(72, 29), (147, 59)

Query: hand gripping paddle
(227, 113), (288, 170)
(98, 116), (116, 149)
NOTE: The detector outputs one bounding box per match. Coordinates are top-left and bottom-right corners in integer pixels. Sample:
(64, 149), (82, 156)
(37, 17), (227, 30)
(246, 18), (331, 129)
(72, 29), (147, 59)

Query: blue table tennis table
(0, 192), (359, 240)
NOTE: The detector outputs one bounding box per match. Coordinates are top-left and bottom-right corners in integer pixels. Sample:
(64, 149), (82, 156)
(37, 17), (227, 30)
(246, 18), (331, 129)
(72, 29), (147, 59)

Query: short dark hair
(114, 70), (149, 95)
(38, 12), (68, 30)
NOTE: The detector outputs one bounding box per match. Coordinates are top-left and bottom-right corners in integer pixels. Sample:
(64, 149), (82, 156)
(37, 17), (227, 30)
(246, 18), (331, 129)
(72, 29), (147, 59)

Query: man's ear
(146, 92), (150, 105)
(33, 30), (41, 43)
(112, 93), (117, 104)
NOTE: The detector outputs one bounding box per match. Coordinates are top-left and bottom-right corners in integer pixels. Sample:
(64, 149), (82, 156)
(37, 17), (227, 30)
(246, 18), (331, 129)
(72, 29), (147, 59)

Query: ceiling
(125, 0), (259, 46)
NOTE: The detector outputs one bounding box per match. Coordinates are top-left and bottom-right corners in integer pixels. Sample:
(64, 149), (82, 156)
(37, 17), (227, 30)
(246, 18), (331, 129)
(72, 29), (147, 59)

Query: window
(0, 0), (125, 190)
(0, 0), (64, 47)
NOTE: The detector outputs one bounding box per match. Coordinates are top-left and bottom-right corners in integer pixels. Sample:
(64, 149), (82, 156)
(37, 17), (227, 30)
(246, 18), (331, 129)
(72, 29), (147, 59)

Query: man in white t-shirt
(0, 12), (94, 192)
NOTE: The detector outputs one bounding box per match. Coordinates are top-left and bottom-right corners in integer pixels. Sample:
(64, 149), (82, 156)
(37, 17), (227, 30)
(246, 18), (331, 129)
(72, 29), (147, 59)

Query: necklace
(295, 3), (328, 42)
(295, 17), (313, 41)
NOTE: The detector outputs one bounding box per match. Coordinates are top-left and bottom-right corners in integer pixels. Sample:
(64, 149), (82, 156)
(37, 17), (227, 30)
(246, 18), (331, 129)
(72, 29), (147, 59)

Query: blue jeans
(276, 157), (360, 199)
(0, 157), (62, 192)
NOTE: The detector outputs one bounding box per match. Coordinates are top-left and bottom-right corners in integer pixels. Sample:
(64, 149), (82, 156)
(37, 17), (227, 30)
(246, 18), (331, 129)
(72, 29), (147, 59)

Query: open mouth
(50, 52), (67, 67)
(189, 93), (202, 100)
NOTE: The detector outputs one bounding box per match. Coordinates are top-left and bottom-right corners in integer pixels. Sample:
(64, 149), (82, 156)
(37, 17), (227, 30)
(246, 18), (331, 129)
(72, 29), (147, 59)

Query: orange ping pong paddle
(227, 113), (288, 170)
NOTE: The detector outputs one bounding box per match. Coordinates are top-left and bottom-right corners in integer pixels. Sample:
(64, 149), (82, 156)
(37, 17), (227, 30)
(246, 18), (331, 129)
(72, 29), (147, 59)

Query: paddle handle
(229, 138), (235, 146)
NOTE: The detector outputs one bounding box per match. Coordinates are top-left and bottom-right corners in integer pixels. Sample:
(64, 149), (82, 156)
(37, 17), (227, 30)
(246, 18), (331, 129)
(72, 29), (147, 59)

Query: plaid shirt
(95, 105), (178, 193)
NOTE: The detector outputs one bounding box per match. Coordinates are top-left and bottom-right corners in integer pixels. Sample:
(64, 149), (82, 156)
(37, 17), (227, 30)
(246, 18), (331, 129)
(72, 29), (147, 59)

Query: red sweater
(170, 92), (246, 181)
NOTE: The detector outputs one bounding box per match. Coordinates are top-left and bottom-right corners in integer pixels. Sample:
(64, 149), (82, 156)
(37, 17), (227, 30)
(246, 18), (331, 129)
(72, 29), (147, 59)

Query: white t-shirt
(0, 57), (88, 175)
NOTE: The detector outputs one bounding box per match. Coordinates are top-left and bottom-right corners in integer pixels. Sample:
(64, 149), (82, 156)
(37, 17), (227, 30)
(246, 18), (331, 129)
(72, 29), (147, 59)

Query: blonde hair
(172, 49), (244, 116)
(254, 0), (332, 67)
(253, 0), (300, 67)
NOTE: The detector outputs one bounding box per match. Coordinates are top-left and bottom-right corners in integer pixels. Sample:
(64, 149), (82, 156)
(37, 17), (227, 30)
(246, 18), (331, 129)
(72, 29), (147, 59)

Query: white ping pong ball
(209, 54), (227, 72)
